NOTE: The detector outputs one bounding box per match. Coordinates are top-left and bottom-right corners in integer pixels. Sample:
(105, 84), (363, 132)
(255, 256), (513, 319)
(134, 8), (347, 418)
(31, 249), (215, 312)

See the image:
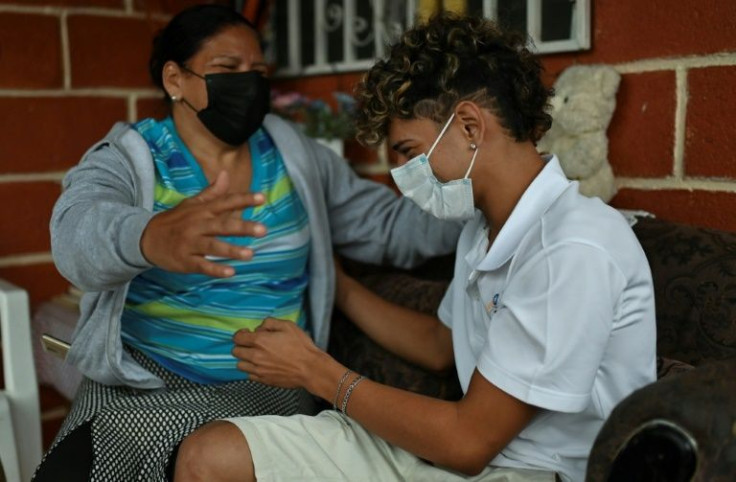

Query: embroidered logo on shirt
(485, 293), (500, 313)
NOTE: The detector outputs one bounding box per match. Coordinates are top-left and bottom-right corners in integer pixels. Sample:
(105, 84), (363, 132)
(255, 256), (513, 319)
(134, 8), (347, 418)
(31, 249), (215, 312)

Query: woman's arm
(232, 320), (536, 476)
(334, 262), (454, 372)
(51, 142), (156, 291)
(53, 141), (266, 290)
(308, 129), (462, 268)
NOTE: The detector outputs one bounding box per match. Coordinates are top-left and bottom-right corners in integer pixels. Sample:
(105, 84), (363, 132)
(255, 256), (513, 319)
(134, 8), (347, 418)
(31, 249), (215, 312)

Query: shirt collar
(476, 155), (570, 271)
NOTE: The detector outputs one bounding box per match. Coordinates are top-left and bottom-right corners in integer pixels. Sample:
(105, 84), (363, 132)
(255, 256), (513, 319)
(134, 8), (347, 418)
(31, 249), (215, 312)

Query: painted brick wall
(0, 0), (226, 450)
(274, 0), (736, 233)
(542, 0), (736, 232)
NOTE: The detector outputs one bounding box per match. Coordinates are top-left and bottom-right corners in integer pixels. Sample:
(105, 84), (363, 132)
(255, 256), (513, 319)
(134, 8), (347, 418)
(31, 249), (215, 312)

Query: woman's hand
(140, 171), (266, 278)
(232, 318), (327, 390)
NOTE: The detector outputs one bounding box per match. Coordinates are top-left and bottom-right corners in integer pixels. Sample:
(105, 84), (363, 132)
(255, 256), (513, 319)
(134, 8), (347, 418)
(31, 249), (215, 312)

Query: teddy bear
(537, 65), (622, 202)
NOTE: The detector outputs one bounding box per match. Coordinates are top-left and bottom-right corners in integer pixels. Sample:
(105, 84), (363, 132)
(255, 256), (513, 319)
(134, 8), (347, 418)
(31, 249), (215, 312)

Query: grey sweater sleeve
(50, 136), (154, 292)
(314, 141), (462, 268)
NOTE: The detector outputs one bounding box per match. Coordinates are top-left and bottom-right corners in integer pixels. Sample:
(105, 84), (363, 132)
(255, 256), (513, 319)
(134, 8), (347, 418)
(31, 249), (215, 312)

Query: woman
(173, 13), (657, 482)
(35, 5), (459, 481)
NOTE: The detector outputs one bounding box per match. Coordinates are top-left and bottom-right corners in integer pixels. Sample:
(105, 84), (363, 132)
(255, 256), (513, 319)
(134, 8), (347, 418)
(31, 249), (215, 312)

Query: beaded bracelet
(340, 375), (365, 416)
(333, 369), (353, 410)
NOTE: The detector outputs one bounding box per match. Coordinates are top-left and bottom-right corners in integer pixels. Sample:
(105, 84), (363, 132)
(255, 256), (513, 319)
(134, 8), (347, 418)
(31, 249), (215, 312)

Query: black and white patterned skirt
(39, 348), (315, 481)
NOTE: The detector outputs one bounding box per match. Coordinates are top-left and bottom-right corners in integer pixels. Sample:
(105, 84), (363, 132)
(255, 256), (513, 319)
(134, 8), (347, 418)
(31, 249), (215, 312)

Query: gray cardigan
(51, 114), (461, 389)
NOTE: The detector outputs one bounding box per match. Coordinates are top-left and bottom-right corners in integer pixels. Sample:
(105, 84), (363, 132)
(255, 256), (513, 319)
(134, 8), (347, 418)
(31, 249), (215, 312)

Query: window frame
(271, 0), (590, 78)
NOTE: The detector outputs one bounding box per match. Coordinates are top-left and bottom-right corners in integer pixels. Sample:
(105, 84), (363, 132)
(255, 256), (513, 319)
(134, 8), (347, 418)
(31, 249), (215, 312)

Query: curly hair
(354, 13), (553, 146)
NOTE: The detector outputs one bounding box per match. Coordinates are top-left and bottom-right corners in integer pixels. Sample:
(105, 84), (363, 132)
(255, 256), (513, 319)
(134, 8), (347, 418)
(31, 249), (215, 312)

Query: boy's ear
(455, 101), (485, 145)
(162, 61), (183, 99)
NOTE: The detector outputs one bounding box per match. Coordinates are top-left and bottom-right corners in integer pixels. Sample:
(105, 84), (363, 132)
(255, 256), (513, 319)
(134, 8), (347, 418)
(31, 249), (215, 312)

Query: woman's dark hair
(354, 12), (553, 146)
(149, 4), (257, 95)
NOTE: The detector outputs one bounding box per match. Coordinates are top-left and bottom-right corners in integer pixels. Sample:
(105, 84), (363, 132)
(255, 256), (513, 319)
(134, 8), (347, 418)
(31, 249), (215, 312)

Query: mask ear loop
(176, 65), (206, 114)
(464, 144), (479, 179)
(427, 113), (456, 159)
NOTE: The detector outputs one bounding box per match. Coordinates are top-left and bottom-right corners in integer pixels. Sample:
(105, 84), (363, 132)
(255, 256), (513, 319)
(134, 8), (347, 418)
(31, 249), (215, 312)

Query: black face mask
(181, 67), (270, 146)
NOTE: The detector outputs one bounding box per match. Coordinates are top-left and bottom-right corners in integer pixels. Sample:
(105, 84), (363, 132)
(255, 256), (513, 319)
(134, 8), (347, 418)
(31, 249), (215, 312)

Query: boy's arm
(233, 322), (535, 476)
(338, 369), (537, 475)
(334, 262), (454, 372)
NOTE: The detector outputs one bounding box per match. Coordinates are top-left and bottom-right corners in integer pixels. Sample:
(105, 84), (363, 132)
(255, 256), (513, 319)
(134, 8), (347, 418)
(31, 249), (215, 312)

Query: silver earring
(170, 95), (178, 102)
(470, 143), (477, 150)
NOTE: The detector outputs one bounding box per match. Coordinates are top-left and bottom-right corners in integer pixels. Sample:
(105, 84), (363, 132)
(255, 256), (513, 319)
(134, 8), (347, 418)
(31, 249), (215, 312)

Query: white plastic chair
(0, 279), (42, 482)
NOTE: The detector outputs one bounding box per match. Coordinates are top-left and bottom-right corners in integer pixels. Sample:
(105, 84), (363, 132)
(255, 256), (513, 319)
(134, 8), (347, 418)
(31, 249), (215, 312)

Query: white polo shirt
(438, 156), (656, 482)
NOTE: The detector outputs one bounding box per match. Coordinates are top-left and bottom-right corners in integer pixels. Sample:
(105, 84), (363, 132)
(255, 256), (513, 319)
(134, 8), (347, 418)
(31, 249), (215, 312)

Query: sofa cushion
(656, 356), (694, 379)
(632, 217), (736, 366)
(328, 261), (462, 401)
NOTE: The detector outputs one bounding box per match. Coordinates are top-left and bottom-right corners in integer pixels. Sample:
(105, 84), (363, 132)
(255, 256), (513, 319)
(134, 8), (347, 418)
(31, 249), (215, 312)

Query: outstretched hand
(140, 171), (266, 278)
(232, 318), (325, 390)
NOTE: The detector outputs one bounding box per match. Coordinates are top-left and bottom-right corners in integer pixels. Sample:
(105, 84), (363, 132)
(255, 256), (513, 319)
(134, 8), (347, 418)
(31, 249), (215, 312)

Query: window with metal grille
(269, 0), (590, 77)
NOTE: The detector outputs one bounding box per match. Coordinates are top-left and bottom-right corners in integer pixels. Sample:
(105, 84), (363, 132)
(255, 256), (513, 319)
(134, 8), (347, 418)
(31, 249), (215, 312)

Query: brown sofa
(328, 216), (736, 481)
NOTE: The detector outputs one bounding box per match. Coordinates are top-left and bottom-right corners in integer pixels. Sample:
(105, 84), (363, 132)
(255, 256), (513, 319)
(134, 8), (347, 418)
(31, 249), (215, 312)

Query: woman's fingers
(206, 191), (266, 215)
(192, 170), (230, 203)
(197, 238), (254, 261)
(193, 256), (236, 278)
(141, 179), (269, 276)
(201, 216), (267, 238)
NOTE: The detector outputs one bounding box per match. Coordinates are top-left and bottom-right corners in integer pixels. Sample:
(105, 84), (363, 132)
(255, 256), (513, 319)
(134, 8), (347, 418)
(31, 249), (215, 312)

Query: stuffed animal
(537, 65), (622, 202)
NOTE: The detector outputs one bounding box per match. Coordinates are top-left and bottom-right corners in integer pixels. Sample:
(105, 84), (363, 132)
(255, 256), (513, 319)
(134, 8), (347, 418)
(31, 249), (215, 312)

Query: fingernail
(254, 224), (266, 236)
(253, 193), (265, 203)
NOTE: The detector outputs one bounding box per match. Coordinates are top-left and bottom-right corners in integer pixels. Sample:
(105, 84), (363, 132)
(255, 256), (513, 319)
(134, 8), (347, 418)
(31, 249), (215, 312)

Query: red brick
(68, 15), (166, 88)
(344, 139), (378, 165)
(361, 172), (393, 187)
(42, 411), (66, 450)
(0, 0), (122, 6)
(611, 188), (736, 232)
(0, 263), (70, 309)
(39, 384), (70, 413)
(0, 13), (62, 89)
(273, 76), (341, 101)
(0, 182), (60, 256)
(273, 72), (363, 100)
(685, 66), (736, 179)
(539, 0), (736, 65)
(608, 71), (676, 177)
(539, 57), (576, 86)
(136, 97), (170, 121)
(0, 97), (127, 173)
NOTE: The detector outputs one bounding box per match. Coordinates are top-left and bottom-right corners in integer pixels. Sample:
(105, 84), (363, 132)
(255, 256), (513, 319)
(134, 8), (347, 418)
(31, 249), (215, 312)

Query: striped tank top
(121, 117), (310, 384)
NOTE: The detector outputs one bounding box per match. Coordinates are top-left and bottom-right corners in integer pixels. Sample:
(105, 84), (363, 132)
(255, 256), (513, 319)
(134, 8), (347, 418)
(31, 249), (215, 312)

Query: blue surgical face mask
(390, 113), (479, 220)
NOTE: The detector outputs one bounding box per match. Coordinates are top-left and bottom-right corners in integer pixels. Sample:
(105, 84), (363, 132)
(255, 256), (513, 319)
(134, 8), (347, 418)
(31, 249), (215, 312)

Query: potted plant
(271, 90), (357, 156)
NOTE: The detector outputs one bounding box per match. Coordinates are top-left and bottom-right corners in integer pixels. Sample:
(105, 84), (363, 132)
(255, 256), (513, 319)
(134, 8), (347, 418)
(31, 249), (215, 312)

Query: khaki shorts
(225, 410), (557, 482)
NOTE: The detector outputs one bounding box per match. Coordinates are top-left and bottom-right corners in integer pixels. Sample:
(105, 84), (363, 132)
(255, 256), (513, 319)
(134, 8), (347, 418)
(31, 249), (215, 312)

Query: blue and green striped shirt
(121, 117), (310, 384)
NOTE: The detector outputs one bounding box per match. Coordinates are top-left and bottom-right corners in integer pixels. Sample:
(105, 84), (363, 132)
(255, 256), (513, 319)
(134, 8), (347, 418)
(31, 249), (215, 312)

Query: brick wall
(0, 0), (224, 450)
(275, 0), (736, 233)
(544, 0), (736, 233)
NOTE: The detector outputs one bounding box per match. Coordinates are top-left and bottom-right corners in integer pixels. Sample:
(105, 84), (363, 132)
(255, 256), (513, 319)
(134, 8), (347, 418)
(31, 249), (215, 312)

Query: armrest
(0, 279), (43, 481)
(586, 358), (736, 481)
